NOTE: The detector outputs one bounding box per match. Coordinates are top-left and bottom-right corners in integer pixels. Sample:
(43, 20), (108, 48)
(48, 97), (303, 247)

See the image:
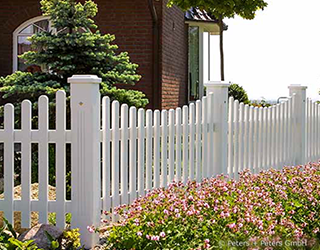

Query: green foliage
(167, 0), (268, 20)
(44, 231), (59, 250)
(48, 213), (72, 227)
(1, 217), (81, 250)
(250, 99), (272, 107)
(228, 83), (250, 104)
(62, 229), (81, 249)
(0, 217), (38, 250)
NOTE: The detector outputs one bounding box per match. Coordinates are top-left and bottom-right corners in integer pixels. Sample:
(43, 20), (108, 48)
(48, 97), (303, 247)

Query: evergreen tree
(0, 0), (148, 120)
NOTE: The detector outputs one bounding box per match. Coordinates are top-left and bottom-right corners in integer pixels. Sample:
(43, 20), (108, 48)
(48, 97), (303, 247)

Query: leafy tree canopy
(167, 0), (268, 20)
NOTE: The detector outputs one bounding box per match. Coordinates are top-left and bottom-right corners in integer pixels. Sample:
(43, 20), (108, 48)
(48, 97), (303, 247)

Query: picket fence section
(228, 96), (296, 178)
(0, 76), (319, 247)
(0, 91), (70, 229)
(101, 93), (216, 218)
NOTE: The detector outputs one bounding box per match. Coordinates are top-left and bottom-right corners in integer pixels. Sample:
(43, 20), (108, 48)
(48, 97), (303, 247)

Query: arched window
(13, 16), (51, 72)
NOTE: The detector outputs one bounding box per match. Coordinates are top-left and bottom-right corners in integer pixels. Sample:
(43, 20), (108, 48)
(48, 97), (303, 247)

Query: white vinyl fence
(0, 76), (318, 247)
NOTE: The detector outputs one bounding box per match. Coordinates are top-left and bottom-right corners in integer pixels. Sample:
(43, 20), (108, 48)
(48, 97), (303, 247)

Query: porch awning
(185, 7), (228, 35)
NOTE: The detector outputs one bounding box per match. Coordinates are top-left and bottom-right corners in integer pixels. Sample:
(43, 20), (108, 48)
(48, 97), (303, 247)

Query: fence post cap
(67, 75), (102, 84)
(204, 81), (231, 88)
(288, 84), (308, 90)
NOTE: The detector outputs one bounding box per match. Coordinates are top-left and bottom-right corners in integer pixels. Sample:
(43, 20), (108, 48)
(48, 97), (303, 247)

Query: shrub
(229, 83), (250, 104)
(98, 164), (320, 250)
(250, 100), (272, 108)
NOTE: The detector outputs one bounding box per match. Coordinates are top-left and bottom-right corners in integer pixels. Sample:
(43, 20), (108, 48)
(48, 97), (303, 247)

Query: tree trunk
(218, 16), (225, 81)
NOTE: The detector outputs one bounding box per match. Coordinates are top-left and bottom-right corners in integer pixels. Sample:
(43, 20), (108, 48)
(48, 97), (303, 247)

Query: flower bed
(100, 164), (320, 249)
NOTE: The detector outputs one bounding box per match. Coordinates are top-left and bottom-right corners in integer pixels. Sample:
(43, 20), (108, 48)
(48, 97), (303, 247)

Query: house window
(188, 26), (200, 102)
(13, 16), (51, 72)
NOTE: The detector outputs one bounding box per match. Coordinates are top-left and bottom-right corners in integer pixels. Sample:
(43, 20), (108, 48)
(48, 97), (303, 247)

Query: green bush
(228, 83), (250, 104)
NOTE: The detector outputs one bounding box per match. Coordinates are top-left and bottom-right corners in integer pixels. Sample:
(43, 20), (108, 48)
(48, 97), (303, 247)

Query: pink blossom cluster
(103, 163), (320, 249)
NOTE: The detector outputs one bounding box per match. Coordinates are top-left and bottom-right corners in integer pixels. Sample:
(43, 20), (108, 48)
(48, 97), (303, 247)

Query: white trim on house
(12, 16), (50, 72)
(187, 21), (219, 102)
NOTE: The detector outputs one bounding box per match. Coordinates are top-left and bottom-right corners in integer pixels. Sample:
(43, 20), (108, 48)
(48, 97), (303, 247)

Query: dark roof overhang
(185, 7), (228, 33)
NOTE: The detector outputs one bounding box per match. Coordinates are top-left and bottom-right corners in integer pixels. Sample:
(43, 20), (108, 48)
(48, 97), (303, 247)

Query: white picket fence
(228, 96), (296, 177)
(0, 76), (319, 247)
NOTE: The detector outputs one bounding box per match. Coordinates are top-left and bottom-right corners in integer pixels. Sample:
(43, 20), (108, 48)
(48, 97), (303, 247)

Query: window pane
(34, 20), (49, 32)
(16, 19), (49, 71)
(20, 24), (33, 34)
(188, 26), (200, 101)
(18, 36), (32, 55)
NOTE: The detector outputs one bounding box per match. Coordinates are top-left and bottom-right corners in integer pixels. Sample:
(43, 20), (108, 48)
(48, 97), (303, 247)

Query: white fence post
(204, 81), (230, 176)
(68, 75), (102, 248)
(288, 84), (307, 165)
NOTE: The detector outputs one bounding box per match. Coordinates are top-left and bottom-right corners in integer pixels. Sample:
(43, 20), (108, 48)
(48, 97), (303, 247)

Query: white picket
(120, 104), (129, 205)
(257, 107), (263, 173)
(168, 109), (175, 183)
(284, 101), (289, 166)
(55, 90), (67, 228)
(21, 100), (32, 228)
(276, 104), (281, 168)
(238, 103), (245, 173)
(182, 106), (189, 184)
(195, 101), (202, 182)
(243, 105), (249, 170)
(38, 95), (49, 224)
(267, 107), (272, 169)
(161, 110), (168, 188)
(233, 100), (239, 178)
(201, 97), (208, 178)
(228, 97), (234, 176)
(306, 99), (311, 161)
(145, 110), (153, 190)
(137, 109), (145, 197)
(253, 107), (259, 174)
(272, 106), (277, 168)
(262, 107), (268, 170)
(312, 102), (316, 161)
(248, 106), (254, 173)
(288, 97), (294, 166)
(189, 103), (195, 180)
(280, 103), (285, 166)
(129, 107), (137, 202)
(3, 104), (15, 224)
(154, 110), (161, 188)
(207, 94), (214, 177)
(111, 101), (120, 220)
(175, 108), (182, 182)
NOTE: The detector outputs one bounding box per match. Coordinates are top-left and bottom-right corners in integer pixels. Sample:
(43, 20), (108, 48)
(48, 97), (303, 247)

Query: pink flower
(87, 226), (95, 233)
(151, 236), (160, 241)
(160, 232), (166, 238)
(204, 239), (210, 244)
(137, 231), (142, 237)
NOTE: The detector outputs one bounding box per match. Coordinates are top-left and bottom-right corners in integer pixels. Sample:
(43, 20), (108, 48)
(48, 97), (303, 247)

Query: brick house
(0, 0), (221, 109)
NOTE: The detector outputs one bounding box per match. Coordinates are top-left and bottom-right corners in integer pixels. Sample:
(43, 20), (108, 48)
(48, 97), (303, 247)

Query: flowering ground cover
(96, 163), (320, 249)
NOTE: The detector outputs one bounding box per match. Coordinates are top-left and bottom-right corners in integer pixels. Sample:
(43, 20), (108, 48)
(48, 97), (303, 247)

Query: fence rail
(0, 76), (318, 247)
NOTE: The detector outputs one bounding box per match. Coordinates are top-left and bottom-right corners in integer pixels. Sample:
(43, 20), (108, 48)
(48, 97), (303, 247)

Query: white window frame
(186, 21), (220, 102)
(12, 16), (51, 72)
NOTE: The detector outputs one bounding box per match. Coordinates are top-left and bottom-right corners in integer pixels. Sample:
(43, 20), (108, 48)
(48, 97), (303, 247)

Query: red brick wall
(160, 1), (188, 110)
(0, 1), (41, 76)
(0, 0), (188, 110)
